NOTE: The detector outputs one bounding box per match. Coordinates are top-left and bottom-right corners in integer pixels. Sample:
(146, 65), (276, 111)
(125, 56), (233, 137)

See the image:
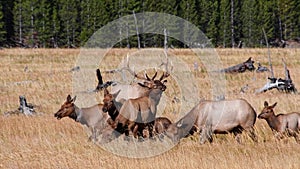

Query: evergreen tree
(0, 2), (5, 46)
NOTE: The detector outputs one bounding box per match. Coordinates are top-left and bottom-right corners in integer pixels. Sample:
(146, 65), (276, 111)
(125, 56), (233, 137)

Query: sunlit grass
(1, 48), (300, 168)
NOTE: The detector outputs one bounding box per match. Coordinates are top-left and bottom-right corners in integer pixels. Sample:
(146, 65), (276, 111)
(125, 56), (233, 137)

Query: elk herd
(54, 58), (300, 145)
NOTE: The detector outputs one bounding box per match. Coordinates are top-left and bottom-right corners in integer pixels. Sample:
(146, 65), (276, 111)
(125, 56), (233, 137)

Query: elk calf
(258, 101), (300, 143)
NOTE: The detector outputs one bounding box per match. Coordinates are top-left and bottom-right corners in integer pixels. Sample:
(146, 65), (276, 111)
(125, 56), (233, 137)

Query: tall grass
(1, 48), (300, 168)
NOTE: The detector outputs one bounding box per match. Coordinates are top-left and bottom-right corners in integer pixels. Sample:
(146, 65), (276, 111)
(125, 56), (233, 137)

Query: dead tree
(256, 29), (297, 94)
(218, 57), (255, 73)
(256, 59), (297, 93)
(4, 96), (38, 116)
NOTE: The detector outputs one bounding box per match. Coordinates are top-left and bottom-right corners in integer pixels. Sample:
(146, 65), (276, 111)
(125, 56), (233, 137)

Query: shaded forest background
(0, 0), (299, 48)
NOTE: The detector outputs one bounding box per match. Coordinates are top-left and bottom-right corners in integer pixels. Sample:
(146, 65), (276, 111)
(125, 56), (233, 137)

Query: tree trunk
(133, 10), (140, 49)
(231, 0), (234, 48)
(19, 3), (22, 44)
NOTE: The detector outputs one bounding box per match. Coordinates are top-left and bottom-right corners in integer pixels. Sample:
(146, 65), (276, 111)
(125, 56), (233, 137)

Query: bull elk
(165, 99), (257, 144)
(101, 72), (168, 142)
(95, 54), (172, 102)
(54, 95), (110, 141)
(102, 88), (173, 142)
(258, 101), (300, 143)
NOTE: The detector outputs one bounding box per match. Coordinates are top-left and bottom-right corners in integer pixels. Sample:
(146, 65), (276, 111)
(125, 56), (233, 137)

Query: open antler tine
(152, 72), (158, 80)
(159, 73), (165, 81)
(124, 54), (148, 81)
(145, 73), (151, 81)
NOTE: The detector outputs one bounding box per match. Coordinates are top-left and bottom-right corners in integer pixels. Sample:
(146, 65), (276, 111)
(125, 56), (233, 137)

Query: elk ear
(72, 96), (77, 102)
(67, 95), (72, 102)
(177, 119), (183, 128)
(112, 90), (121, 99)
(138, 82), (151, 89)
(104, 88), (109, 96)
(138, 82), (147, 88)
(264, 101), (269, 107)
(271, 102), (277, 108)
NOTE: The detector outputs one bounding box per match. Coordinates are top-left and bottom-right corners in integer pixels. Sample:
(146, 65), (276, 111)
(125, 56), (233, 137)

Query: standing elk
(258, 101), (300, 143)
(101, 72), (168, 143)
(54, 95), (110, 141)
(165, 99), (257, 144)
(102, 88), (173, 142)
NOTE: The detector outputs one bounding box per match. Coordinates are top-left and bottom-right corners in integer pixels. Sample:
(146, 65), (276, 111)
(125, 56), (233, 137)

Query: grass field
(1, 48), (300, 169)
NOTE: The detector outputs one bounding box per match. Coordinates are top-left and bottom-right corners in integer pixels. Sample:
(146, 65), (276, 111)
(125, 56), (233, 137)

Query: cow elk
(258, 101), (300, 143)
(165, 99), (257, 144)
(54, 95), (110, 141)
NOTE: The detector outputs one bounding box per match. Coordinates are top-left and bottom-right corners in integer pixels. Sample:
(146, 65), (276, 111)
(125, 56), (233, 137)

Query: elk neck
(265, 113), (281, 132)
(148, 89), (163, 105)
(70, 104), (82, 122)
(108, 104), (119, 121)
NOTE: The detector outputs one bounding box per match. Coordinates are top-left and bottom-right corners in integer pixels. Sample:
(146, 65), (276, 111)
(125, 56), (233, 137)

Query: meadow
(1, 48), (300, 169)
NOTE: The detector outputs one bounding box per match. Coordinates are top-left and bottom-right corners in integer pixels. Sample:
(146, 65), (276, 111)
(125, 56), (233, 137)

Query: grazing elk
(165, 99), (257, 144)
(258, 101), (300, 143)
(101, 72), (168, 142)
(54, 95), (110, 141)
(219, 57), (255, 73)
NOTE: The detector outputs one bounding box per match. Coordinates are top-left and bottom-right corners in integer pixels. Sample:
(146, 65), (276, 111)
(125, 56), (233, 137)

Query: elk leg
(232, 126), (243, 144)
(88, 127), (94, 142)
(132, 124), (139, 139)
(287, 129), (300, 144)
(148, 122), (155, 139)
(200, 125), (213, 144)
(294, 134), (300, 144)
(246, 127), (258, 143)
(274, 131), (284, 141)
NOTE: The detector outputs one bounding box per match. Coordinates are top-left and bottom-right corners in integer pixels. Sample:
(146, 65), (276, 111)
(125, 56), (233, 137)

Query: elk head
(102, 88), (121, 120)
(258, 101), (277, 119)
(138, 72), (168, 91)
(54, 95), (77, 120)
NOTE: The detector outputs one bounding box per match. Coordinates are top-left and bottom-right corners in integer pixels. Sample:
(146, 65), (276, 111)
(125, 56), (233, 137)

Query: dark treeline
(0, 0), (299, 48)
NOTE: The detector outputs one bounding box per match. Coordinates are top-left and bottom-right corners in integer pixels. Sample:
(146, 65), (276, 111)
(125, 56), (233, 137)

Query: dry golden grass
(1, 48), (300, 169)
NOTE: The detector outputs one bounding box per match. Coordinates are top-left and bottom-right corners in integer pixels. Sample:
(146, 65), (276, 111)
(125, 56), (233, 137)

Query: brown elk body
(165, 99), (257, 144)
(114, 80), (166, 139)
(54, 95), (110, 141)
(101, 72), (168, 143)
(258, 101), (300, 143)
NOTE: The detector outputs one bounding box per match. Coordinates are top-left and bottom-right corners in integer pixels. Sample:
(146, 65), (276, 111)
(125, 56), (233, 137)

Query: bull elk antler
(158, 50), (173, 80)
(102, 53), (172, 82)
